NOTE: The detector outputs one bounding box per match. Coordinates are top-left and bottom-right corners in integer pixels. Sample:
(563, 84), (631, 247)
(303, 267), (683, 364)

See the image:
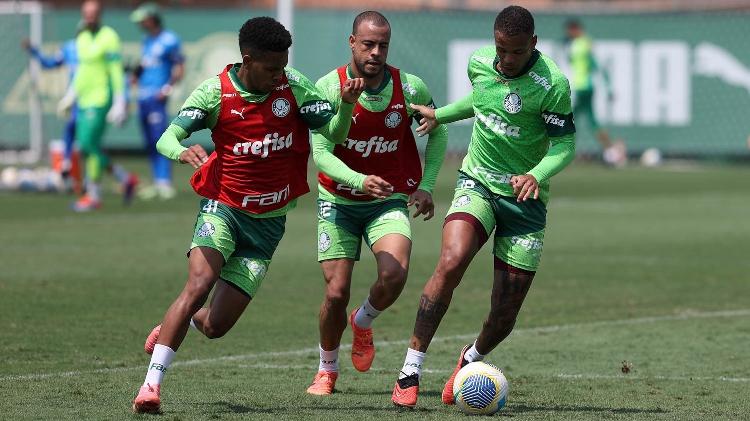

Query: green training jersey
(569, 36), (596, 91)
(446, 47), (575, 204)
(74, 25), (125, 108)
(313, 65), (448, 205)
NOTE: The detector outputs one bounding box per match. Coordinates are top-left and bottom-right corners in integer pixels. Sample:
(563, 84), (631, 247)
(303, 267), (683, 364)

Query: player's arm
(410, 93), (473, 137)
(160, 34), (186, 99)
(290, 68), (363, 144)
(22, 39), (65, 69)
(405, 73), (448, 219)
(515, 77), (576, 201)
(104, 29), (128, 126)
(156, 77), (220, 168)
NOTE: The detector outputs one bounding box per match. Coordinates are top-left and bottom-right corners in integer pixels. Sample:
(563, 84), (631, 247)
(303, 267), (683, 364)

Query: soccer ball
(640, 148), (663, 167)
(453, 361), (509, 415)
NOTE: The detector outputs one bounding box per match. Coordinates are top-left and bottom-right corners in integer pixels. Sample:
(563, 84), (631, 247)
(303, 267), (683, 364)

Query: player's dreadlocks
(239, 17), (292, 56)
(494, 6), (535, 36)
(352, 10), (390, 35)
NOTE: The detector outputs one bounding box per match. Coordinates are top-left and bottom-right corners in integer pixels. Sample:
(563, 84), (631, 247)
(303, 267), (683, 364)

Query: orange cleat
(132, 383), (161, 413)
(391, 373), (419, 408)
(349, 308), (375, 372)
(71, 195), (101, 212)
(306, 371), (338, 395)
(441, 344), (471, 405)
(144, 325), (161, 355)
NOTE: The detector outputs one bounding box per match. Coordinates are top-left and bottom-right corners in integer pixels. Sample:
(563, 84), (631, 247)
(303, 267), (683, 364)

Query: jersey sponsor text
(232, 132), (294, 158)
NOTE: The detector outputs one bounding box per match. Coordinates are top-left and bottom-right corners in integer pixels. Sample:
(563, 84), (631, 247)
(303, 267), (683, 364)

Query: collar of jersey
(346, 64), (391, 95)
(493, 49), (540, 80)
(228, 63), (271, 103)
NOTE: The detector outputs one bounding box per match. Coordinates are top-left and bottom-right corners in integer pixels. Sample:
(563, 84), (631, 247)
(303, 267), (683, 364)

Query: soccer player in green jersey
(565, 19), (626, 167)
(72, 0), (138, 212)
(305, 11), (448, 395)
(391, 6), (576, 408)
(131, 17), (364, 413)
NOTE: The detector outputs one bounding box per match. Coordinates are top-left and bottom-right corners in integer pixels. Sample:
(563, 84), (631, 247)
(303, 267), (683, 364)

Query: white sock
(399, 348), (425, 379)
(353, 297), (382, 329)
(86, 182), (100, 201)
(143, 344), (175, 386)
(464, 340), (486, 364)
(318, 345), (339, 372)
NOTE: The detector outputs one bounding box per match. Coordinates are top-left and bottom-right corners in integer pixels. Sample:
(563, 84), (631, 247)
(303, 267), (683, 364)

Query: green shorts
(189, 198), (286, 298)
(76, 106), (109, 155)
(445, 172), (547, 271)
(317, 198), (411, 262)
(573, 88), (600, 131)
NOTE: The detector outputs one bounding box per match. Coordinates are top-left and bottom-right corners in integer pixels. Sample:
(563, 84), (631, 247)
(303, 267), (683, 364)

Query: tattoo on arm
(412, 294), (450, 350)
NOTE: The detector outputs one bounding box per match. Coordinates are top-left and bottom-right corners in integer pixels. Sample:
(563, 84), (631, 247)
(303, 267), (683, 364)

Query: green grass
(1, 158), (749, 420)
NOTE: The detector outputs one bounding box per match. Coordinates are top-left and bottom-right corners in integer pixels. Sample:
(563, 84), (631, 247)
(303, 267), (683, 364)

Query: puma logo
(231, 108), (246, 119)
(352, 113), (360, 124)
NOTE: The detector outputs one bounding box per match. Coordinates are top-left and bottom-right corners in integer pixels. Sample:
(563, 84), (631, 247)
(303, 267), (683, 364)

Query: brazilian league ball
(453, 361), (509, 415)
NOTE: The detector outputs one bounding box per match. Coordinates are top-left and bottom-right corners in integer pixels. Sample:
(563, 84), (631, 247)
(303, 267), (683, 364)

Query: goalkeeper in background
(72, 0), (138, 212)
(565, 19), (626, 167)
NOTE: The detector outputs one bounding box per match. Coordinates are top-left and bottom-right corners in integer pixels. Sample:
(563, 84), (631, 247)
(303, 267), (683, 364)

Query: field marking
(3, 308), (749, 382)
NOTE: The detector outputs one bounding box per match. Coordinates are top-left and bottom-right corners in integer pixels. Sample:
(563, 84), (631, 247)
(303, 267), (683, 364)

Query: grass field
(1, 157), (749, 420)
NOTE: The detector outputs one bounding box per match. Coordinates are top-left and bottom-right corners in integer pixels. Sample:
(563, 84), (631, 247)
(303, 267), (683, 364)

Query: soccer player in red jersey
(132, 17), (364, 413)
(305, 11), (447, 395)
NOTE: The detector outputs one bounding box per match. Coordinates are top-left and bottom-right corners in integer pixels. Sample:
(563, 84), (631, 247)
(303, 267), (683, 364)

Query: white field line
(3, 308), (749, 382)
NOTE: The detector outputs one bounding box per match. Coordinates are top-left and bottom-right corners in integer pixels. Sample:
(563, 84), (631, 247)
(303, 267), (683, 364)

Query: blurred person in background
(130, 3), (185, 200)
(305, 11), (448, 396)
(22, 33), (81, 192)
(72, 0), (138, 211)
(565, 19), (625, 167)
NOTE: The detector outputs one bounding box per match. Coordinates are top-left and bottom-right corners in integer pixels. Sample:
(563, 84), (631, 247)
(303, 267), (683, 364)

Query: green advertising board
(2, 8), (749, 156)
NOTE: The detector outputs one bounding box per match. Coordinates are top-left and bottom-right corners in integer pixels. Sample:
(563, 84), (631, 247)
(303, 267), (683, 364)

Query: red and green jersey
(313, 65), (448, 205)
(190, 65), (311, 213)
(318, 65), (422, 201)
(167, 64), (339, 216)
(437, 47), (576, 204)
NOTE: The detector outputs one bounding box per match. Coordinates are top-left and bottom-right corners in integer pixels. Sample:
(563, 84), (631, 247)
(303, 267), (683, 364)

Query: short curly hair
(238, 17), (292, 56)
(494, 6), (535, 36)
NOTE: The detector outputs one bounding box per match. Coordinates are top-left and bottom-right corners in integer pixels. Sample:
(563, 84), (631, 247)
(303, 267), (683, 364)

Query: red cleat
(441, 344), (471, 405)
(71, 195), (101, 212)
(391, 373), (419, 408)
(349, 308), (375, 372)
(144, 325), (161, 355)
(306, 371), (338, 395)
(132, 383), (161, 413)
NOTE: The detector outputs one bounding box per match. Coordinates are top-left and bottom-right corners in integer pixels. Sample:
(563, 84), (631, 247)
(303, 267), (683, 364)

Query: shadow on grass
(205, 401), (276, 415)
(342, 389), (442, 398)
(201, 400), (438, 415)
(506, 403), (669, 415)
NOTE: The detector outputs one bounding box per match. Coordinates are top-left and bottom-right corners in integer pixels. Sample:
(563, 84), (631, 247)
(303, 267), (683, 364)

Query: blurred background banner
(2, 1), (750, 156)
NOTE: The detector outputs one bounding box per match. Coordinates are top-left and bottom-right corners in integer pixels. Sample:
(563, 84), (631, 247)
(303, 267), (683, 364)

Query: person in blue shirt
(22, 37), (79, 185)
(130, 3), (185, 200)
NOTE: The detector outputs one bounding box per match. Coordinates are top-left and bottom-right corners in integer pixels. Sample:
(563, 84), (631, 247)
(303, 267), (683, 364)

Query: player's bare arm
(510, 174), (539, 202)
(408, 189), (435, 220)
(409, 103), (438, 137)
(178, 144), (209, 169)
(341, 77), (366, 103)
